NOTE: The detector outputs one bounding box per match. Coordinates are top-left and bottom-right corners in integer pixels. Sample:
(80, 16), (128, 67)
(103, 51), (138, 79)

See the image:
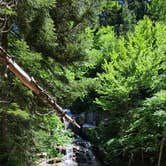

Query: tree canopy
(0, 0), (166, 165)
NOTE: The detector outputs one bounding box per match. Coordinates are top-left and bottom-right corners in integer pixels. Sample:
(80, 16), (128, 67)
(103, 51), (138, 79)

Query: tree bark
(1, 21), (8, 50)
(157, 137), (165, 166)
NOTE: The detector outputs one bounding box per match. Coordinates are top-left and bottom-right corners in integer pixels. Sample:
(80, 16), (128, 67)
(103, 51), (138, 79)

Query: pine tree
(49, 0), (105, 62)
(0, 1), (72, 165)
(147, 0), (166, 22)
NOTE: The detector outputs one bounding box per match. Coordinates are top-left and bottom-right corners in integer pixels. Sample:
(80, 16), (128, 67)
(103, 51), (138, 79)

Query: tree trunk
(157, 137), (165, 166)
(0, 21), (9, 162)
(0, 111), (8, 163)
(1, 22), (8, 50)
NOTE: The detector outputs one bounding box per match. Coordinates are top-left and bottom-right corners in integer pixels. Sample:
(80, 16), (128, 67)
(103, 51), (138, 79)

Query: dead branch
(1, 23), (14, 33)
(0, 17), (5, 21)
(0, 0), (16, 9)
(35, 110), (55, 116)
(0, 99), (13, 104)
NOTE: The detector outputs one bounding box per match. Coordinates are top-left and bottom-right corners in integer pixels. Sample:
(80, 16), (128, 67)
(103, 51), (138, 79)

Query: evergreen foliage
(1, 0), (166, 165)
(147, 0), (166, 22)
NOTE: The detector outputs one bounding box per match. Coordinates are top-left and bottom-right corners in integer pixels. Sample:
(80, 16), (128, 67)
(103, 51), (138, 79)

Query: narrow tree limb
(0, 0), (16, 9)
(0, 100), (13, 103)
(35, 110), (55, 116)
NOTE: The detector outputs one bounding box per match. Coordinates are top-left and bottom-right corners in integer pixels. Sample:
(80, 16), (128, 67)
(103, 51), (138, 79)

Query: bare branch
(0, 0), (16, 9)
(0, 17), (5, 21)
(35, 110), (55, 116)
(0, 17), (7, 32)
(1, 23), (14, 33)
(0, 99), (13, 104)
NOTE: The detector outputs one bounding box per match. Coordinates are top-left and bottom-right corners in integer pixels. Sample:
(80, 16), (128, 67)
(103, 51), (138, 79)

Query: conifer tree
(147, 0), (166, 22)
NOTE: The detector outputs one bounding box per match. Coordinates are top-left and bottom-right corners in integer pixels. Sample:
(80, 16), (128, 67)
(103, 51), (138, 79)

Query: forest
(0, 0), (166, 166)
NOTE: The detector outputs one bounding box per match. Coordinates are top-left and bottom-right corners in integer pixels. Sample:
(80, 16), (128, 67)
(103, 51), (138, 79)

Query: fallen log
(0, 46), (80, 128)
